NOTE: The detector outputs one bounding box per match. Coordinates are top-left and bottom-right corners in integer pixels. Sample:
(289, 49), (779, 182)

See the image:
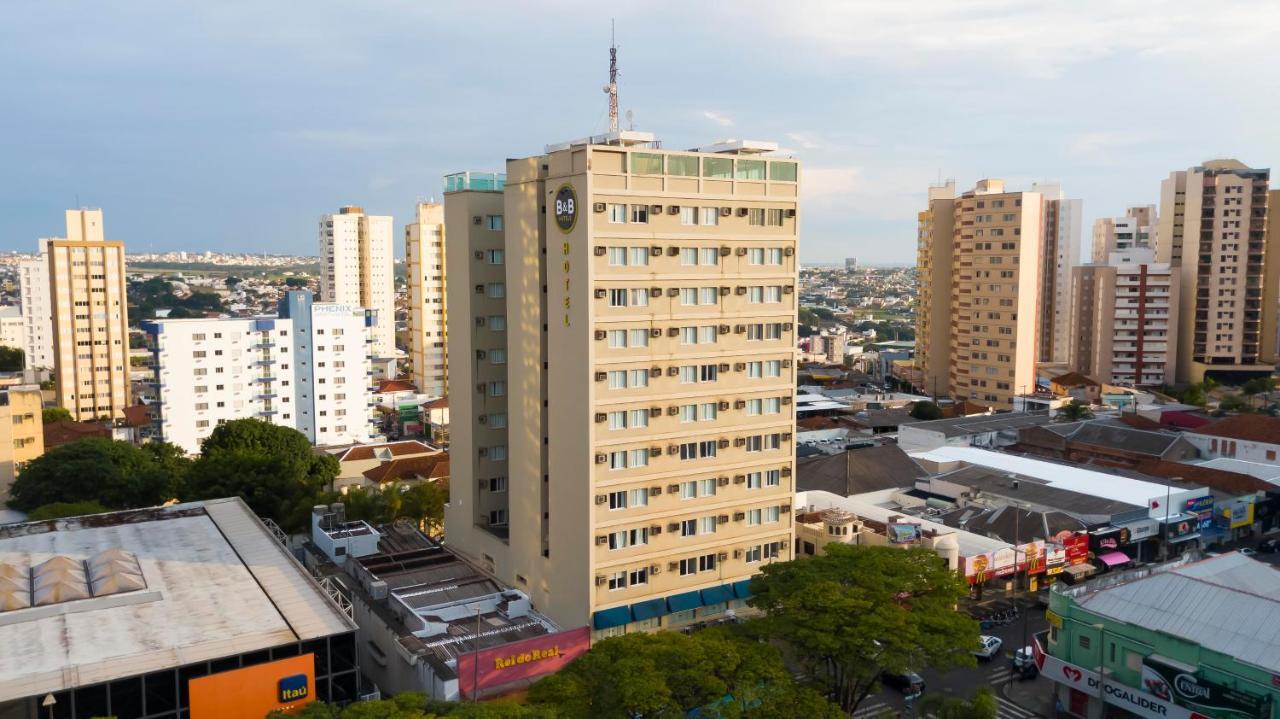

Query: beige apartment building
(1091, 205), (1155, 262)
(320, 206), (396, 359)
(1067, 253), (1180, 387)
(46, 210), (131, 421)
(444, 134), (799, 637)
(915, 180), (1045, 408)
(1033, 184), (1082, 366)
(1156, 160), (1280, 383)
(0, 386), (43, 504)
(405, 203), (448, 397)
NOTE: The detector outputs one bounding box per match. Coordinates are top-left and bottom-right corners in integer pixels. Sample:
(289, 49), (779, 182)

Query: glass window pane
(144, 671), (178, 714)
(75, 684), (110, 718)
(110, 676), (144, 719)
(735, 159), (765, 180)
(668, 155), (699, 176)
(703, 157), (732, 179)
(631, 152), (664, 175)
(770, 161), (798, 181)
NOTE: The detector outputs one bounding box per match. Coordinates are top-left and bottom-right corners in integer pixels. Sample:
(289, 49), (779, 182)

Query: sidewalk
(1001, 675), (1057, 718)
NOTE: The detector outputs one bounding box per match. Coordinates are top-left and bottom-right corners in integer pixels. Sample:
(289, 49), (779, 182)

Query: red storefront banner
(1063, 534), (1089, 566)
(457, 626), (590, 698)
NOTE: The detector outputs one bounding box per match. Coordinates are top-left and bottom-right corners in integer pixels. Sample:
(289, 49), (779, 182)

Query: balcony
(255, 341), (276, 349)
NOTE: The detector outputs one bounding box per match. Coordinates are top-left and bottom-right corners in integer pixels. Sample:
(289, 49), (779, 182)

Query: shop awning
(1064, 563), (1096, 577)
(592, 605), (632, 630)
(700, 584), (734, 606)
(667, 590), (702, 613)
(732, 579), (754, 599)
(630, 598), (668, 621)
(1097, 551), (1131, 567)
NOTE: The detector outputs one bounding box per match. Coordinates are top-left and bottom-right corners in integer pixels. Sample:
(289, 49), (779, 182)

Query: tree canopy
(909, 400), (943, 421)
(42, 406), (72, 424)
(1054, 400), (1095, 422)
(272, 693), (555, 719)
(28, 500), (111, 521)
(0, 345), (23, 372)
(317, 482), (448, 537)
(920, 688), (998, 719)
(181, 419), (338, 532)
(7, 438), (185, 512)
(526, 629), (841, 719)
(747, 544), (978, 714)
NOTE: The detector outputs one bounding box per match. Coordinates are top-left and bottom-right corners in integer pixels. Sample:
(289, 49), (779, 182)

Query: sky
(3, 1), (1280, 265)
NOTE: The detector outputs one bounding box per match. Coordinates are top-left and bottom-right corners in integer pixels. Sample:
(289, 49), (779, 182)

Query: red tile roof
(362, 454), (449, 484)
(121, 404), (154, 428)
(335, 440), (436, 462)
(1116, 414), (1164, 431)
(43, 420), (110, 449)
(1134, 459), (1274, 494)
(377, 379), (418, 393)
(1051, 372), (1100, 388)
(423, 397), (449, 410)
(1160, 411), (1213, 429)
(1190, 414), (1280, 445)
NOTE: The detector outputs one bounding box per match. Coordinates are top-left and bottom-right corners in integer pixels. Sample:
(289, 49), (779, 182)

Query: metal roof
(1072, 553), (1280, 674)
(903, 412), (1053, 438)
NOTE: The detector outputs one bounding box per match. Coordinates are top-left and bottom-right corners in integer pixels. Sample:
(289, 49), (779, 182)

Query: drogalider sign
(1141, 656), (1270, 719)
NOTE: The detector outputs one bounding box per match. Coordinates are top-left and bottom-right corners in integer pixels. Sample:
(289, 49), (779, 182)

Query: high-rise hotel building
(916, 180), (1049, 408)
(405, 203), (448, 397)
(44, 210), (131, 420)
(1155, 160), (1279, 383)
(320, 207), (396, 359)
(443, 133), (799, 636)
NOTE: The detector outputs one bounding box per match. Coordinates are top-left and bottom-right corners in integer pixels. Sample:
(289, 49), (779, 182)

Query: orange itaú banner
(188, 653), (315, 719)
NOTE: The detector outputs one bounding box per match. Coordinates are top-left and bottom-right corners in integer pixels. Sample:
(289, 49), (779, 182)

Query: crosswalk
(852, 692), (1042, 719)
(996, 696), (1040, 719)
(989, 665), (1016, 684)
(852, 701), (892, 718)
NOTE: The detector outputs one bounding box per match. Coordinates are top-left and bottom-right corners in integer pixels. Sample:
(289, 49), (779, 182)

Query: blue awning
(592, 605), (632, 630)
(701, 584), (734, 605)
(667, 590), (703, 613)
(732, 579), (754, 599)
(630, 597), (668, 621)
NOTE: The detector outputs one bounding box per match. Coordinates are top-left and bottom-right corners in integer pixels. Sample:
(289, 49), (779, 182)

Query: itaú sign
(1034, 637), (1209, 719)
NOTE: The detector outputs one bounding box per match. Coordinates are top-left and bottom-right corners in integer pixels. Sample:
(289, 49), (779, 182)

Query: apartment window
(487, 381), (506, 397)
(608, 571), (627, 591)
(766, 469), (781, 487)
(628, 409), (649, 428)
(680, 288), (699, 306)
(699, 248), (719, 265)
(764, 397), (782, 414)
(629, 328), (649, 347)
(608, 247), (628, 266)
(488, 412), (507, 428)
(699, 287), (718, 305)
(700, 516), (717, 535)
(489, 349), (506, 364)
(765, 506), (781, 523)
(748, 208), (766, 226)
(631, 152), (664, 175)
(628, 567), (649, 586)
(628, 448), (649, 468)
(680, 206), (699, 225)
(608, 490), (628, 510)
(608, 204), (627, 223)
(747, 324), (764, 341)
(488, 446), (507, 461)
(485, 283), (505, 298)
(765, 323), (783, 340)
(628, 488), (649, 508)
(698, 402), (718, 421)
(628, 369), (649, 388)
(698, 552), (718, 572)
(609, 289), (628, 307)
(767, 209), (785, 226)
(486, 249), (504, 264)
(680, 519), (698, 537)
(195, 403), (209, 411)
(746, 398), (762, 415)
(608, 330), (628, 348)
(609, 451), (628, 470)
(488, 315), (506, 331)
(765, 286), (782, 303)
(608, 411), (628, 430)
(192, 351), (206, 359)
(703, 157), (732, 179)
(745, 545), (762, 563)
(680, 481), (698, 499)
(680, 327), (698, 345)
(680, 248), (699, 266)
(191, 333), (206, 341)
(608, 527), (648, 550)
(630, 205), (649, 224)
(767, 248), (784, 265)
(747, 508), (762, 526)
(699, 325), (718, 344)
(629, 247), (649, 266)
(770, 161), (797, 181)
(489, 509), (507, 526)
(607, 370), (628, 389)
(485, 215), (503, 231)
(701, 207), (719, 226)
(748, 248), (765, 265)
(748, 286), (764, 303)
(489, 477), (508, 492)
(666, 154), (698, 176)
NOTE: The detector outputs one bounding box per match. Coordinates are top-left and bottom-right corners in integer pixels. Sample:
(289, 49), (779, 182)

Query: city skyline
(3, 1), (1280, 263)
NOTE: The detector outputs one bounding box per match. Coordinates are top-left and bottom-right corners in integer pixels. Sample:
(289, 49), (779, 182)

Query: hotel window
(628, 488), (649, 508)
(766, 469), (781, 487)
(700, 287), (718, 305)
(701, 207), (719, 226)
(628, 567), (649, 586)
(628, 448), (649, 468)
(488, 412), (507, 428)
(680, 206), (699, 225)
(763, 541), (782, 559)
(746, 472), (763, 489)
(749, 286), (764, 303)
(748, 248), (765, 265)
(698, 552), (717, 572)
(678, 365), (698, 384)
(485, 282), (505, 299)
(680, 519), (698, 537)
(631, 152), (664, 175)
(629, 409), (649, 428)
(698, 325), (718, 344)
(608, 247), (629, 266)
(668, 155), (699, 177)
(699, 403), (718, 421)
(764, 323), (783, 340)
(629, 329), (649, 347)
(748, 208), (766, 226)
(700, 516), (717, 534)
(630, 205), (649, 224)
(765, 506), (781, 523)
(608, 370), (627, 389)
(746, 399), (762, 416)
(680, 327), (698, 345)
(608, 330), (628, 348)
(699, 248), (719, 265)
(489, 477), (508, 492)
(629, 247), (649, 266)
(489, 446), (507, 461)
(767, 248), (784, 264)
(680, 248), (699, 266)
(765, 286), (782, 303)
(764, 397), (781, 414)
(608, 527), (648, 550)
(745, 545), (762, 563)
(703, 157), (732, 179)
(608, 490), (628, 509)
(608, 571), (627, 591)
(608, 411), (627, 430)
(609, 289), (629, 307)
(628, 369), (649, 388)
(680, 288), (699, 306)
(747, 508), (762, 526)
(489, 349), (506, 364)
(767, 209), (785, 226)
(680, 480), (698, 499)
(486, 249), (504, 264)
(609, 451), (628, 470)
(735, 159), (765, 180)
(608, 204), (627, 223)
(485, 215), (503, 231)
(489, 509), (508, 526)
(487, 381), (506, 396)
(769, 161), (797, 181)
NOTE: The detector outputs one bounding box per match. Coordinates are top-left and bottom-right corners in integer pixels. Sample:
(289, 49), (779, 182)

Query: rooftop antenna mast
(605, 20), (619, 133)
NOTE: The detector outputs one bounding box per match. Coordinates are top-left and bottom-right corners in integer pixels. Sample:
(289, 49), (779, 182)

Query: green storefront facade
(1042, 558), (1278, 719)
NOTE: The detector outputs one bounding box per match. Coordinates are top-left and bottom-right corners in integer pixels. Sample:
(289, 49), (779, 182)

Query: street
(850, 601), (1052, 719)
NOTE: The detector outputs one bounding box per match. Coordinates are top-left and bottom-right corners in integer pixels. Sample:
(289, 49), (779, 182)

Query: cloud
(1067, 131), (1162, 166)
(701, 110), (733, 127)
(787, 132), (821, 150)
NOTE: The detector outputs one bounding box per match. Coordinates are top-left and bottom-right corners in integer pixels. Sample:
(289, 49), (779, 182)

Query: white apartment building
(0, 307), (25, 355)
(405, 202), (448, 397)
(17, 250), (52, 371)
(1091, 205), (1155, 262)
(144, 290), (379, 453)
(1033, 183), (1082, 365)
(320, 206), (396, 359)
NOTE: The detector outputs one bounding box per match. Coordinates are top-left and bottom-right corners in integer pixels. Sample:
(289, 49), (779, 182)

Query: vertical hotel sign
(554, 183), (578, 327)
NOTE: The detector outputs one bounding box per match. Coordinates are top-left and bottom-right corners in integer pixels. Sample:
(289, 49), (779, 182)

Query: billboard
(964, 552), (991, 583)
(1063, 534), (1089, 565)
(1141, 655), (1270, 719)
(888, 522), (922, 544)
(1018, 540), (1047, 574)
(457, 626), (590, 698)
(188, 654), (314, 719)
(1185, 496), (1215, 531)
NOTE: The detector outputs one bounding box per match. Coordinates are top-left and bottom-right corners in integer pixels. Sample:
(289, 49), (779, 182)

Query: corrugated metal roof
(1076, 554), (1280, 674)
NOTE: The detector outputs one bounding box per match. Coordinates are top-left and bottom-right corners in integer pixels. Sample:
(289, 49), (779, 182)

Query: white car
(974, 635), (1003, 660)
(1238, 547), (1257, 557)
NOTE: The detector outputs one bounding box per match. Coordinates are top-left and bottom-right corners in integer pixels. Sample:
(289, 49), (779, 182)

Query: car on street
(974, 635), (1003, 661)
(1260, 538), (1280, 553)
(881, 670), (925, 698)
(1238, 547), (1257, 557)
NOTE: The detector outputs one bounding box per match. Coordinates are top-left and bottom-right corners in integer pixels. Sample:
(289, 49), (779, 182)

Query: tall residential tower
(46, 210), (131, 420)
(444, 135), (799, 637)
(320, 206), (396, 359)
(405, 203), (448, 397)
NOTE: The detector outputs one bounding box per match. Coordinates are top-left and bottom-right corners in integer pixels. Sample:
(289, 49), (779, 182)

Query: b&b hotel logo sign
(554, 183), (578, 233)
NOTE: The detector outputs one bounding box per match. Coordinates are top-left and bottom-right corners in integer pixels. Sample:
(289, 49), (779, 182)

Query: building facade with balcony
(143, 290), (378, 454)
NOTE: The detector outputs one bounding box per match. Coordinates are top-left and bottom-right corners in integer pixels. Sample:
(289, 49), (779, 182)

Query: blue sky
(3, 1), (1279, 264)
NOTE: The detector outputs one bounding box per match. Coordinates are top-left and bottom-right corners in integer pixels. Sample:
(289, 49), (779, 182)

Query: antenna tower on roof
(604, 20), (619, 134)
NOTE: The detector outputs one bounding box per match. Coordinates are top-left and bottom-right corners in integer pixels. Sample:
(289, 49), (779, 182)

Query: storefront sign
(1119, 519), (1158, 541)
(964, 552), (991, 583)
(1166, 518), (1198, 542)
(992, 547), (1017, 577)
(888, 522), (922, 544)
(1141, 656), (1270, 719)
(278, 674), (309, 702)
(1185, 496), (1215, 531)
(1064, 534), (1089, 566)
(457, 626), (590, 698)
(1019, 540), (1047, 574)
(1033, 638), (1206, 719)
(1090, 527), (1131, 553)
(189, 654), (315, 719)
(1219, 502), (1255, 530)
(1044, 609), (1062, 629)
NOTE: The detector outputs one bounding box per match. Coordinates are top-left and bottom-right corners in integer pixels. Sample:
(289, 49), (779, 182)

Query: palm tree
(1055, 400), (1094, 422)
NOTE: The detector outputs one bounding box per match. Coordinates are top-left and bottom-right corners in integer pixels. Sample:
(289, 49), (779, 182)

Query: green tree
(1054, 400), (1095, 422)
(42, 407), (72, 424)
(285, 277), (311, 289)
(28, 500), (111, 520)
(400, 481), (448, 536)
(8, 438), (179, 511)
(747, 544), (978, 714)
(919, 688), (998, 719)
(909, 401), (943, 421)
(183, 420), (338, 532)
(0, 345), (23, 372)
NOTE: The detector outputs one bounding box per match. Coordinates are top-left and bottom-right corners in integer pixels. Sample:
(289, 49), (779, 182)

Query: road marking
(853, 701), (892, 718)
(989, 666), (1014, 682)
(996, 696), (1040, 719)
